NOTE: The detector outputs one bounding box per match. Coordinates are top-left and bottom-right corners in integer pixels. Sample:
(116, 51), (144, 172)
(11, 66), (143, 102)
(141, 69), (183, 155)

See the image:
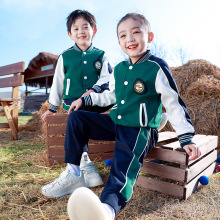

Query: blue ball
(199, 176), (209, 185)
(105, 159), (112, 166)
(217, 157), (220, 163)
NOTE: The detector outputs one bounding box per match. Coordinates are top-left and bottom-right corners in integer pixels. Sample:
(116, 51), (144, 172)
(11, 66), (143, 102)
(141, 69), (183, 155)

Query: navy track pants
(64, 110), (158, 215)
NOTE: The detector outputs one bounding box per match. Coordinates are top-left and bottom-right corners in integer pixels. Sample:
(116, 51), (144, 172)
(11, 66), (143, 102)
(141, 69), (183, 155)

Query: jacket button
(121, 100), (125, 104)
(117, 115), (122, 119)
(84, 61), (87, 64)
(129, 66), (133, 70)
(84, 76), (87, 80)
(124, 81), (128, 85)
(83, 52), (86, 55)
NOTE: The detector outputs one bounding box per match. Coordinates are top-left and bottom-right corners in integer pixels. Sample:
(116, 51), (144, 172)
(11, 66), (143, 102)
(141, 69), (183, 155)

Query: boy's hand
(183, 144), (201, 161)
(68, 98), (82, 114)
(81, 89), (94, 98)
(41, 110), (55, 122)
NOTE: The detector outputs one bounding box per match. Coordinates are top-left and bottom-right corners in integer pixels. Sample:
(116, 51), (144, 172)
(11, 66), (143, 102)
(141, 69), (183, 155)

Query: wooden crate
(46, 114), (115, 165)
(46, 114), (218, 199)
(136, 133), (218, 199)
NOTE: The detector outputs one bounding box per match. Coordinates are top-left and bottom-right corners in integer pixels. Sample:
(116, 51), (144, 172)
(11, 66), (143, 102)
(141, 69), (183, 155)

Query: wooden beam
(136, 175), (184, 198)
(0, 61), (25, 76)
(1, 101), (18, 139)
(141, 160), (186, 182)
(0, 123), (10, 128)
(0, 75), (24, 88)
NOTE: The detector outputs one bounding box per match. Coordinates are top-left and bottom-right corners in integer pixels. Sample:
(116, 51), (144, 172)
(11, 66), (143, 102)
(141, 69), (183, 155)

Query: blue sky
(0, 0), (220, 92)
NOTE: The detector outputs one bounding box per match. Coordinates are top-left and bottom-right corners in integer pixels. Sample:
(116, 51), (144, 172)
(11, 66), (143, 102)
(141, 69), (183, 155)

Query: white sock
(102, 203), (115, 220)
(67, 163), (80, 176)
(81, 152), (91, 163)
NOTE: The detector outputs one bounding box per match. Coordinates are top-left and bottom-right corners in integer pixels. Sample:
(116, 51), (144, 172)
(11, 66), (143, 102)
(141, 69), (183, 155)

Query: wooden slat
(0, 61), (25, 76)
(48, 152), (114, 166)
(47, 146), (65, 157)
(141, 161), (186, 182)
(0, 123), (10, 128)
(88, 143), (115, 153)
(136, 176), (184, 198)
(46, 114), (68, 124)
(184, 162), (216, 199)
(47, 136), (65, 146)
(47, 125), (67, 135)
(147, 147), (187, 165)
(0, 75), (24, 88)
(186, 150), (217, 182)
(188, 135), (218, 164)
(89, 152), (114, 161)
(0, 98), (21, 102)
(162, 134), (206, 150)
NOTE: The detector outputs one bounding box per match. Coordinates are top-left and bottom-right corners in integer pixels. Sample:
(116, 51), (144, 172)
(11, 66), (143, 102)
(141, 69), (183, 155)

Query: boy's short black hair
(117, 13), (151, 35)
(66, 10), (96, 32)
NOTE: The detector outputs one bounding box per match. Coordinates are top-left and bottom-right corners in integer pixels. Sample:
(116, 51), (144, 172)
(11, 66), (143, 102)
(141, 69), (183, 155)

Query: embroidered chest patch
(133, 78), (146, 94)
(94, 60), (102, 69)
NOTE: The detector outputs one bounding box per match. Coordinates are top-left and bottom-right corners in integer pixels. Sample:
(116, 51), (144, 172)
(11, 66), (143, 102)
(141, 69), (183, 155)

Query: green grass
(0, 134), (219, 219)
(0, 115), (32, 125)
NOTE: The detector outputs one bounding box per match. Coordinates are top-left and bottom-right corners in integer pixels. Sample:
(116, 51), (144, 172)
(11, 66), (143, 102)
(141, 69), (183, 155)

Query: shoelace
(81, 165), (97, 175)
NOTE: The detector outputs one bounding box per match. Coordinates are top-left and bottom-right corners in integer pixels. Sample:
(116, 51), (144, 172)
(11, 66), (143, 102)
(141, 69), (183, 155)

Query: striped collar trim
(73, 44), (93, 52)
(128, 50), (152, 64)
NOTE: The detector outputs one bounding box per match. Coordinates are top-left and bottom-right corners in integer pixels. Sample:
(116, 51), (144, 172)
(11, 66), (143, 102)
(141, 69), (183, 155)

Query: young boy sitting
(41, 9), (113, 198)
(65, 12), (201, 220)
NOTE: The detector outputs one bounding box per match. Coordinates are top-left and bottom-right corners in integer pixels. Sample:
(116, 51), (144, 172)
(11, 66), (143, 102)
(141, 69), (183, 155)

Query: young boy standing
(55, 13), (201, 219)
(41, 10), (113, 198)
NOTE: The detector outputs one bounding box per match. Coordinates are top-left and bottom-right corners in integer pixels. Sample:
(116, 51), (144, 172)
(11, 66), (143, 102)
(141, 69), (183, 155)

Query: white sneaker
(41, 169), (86, 198)
(67, 187), (112, 220)
(80, 153), (104, 188)
(158, 113), (168, 131)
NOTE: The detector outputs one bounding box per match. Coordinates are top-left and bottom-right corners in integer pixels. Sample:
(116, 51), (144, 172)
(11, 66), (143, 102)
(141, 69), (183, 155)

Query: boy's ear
(93, 27), (97, 37)
(68, 31), (72, 39)
(148, 32), (154, 43)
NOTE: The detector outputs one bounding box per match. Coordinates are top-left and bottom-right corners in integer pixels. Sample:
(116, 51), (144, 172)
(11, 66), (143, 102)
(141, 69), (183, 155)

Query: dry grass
(0, 129), (220, 220)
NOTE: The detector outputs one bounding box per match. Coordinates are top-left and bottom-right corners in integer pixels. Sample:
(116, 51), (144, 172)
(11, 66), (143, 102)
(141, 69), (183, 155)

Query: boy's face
(117, 18), (154, 64)
(68, 17), (97, 51)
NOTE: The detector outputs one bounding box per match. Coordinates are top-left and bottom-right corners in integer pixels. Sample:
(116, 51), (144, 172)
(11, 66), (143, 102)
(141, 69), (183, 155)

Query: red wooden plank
(136, 176), (184, 198)
(47, 136), (65, 146)
(0, 75), (24, 88)
(88, 143), (115, 153)
(47, 125), (66, 135)
(47, 146), (65, 157)
(0, 62), (25, 76)
(46, 114), (68, 124)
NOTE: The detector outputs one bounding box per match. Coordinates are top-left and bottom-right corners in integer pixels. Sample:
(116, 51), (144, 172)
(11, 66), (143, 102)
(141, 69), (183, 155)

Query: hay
(161, 59), (220, 143)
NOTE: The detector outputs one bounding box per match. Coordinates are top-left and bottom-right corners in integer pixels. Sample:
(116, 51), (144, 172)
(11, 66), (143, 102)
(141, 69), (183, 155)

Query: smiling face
(117, 18), (154, 64)
(68, 17), (97, 51)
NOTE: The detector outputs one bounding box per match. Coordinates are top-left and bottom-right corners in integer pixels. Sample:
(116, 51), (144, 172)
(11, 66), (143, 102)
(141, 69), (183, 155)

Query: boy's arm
(83, 70), (116, 107)
(91, 53), (113, 93)
(155, 61), (195, 148)
(68, 72), (116, 113)
(48, 55), (65, 113)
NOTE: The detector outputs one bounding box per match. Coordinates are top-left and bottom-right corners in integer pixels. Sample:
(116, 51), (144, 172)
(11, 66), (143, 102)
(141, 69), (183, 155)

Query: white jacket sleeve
(155, 66), (195, 137)
(84, 70), (116, 106)
(48, 55), (65, 107)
